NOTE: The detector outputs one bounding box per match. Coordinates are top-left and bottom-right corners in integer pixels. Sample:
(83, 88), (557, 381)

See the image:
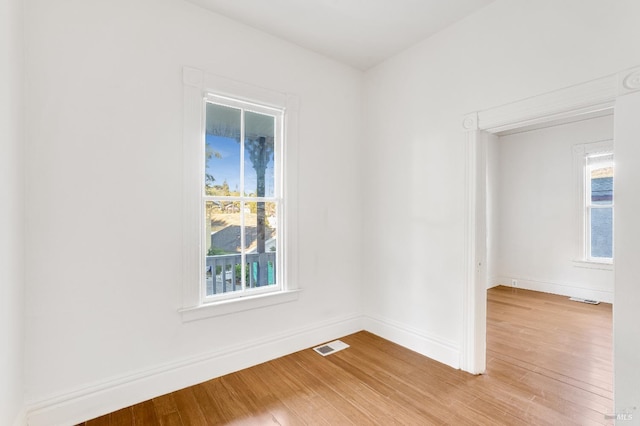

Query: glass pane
(591, 167), (613, 205)
(205, 201), (242, 296)
(244, 201), (277, 288)
(590, 207), (613, 259)
(205, 103), (242, 196)
(244, 111), (275, 198)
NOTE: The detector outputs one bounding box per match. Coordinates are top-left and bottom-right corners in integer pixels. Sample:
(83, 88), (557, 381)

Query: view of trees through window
(203, 98), (281, 297)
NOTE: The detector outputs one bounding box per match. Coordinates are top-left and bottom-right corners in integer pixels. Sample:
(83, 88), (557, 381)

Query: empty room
(485, 112), (616, 422)
(2, 0), (640, 425)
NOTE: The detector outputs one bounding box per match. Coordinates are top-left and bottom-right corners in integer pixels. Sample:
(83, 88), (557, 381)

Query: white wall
(613, 90), (640, 424)
(486, 133), (499, 290)
(363, 0), (640, 374)
(23, 0), (363, 423)
(0, 0), (25, 424)
(18, 0), (640, 423)
(491, 116), (614, 302)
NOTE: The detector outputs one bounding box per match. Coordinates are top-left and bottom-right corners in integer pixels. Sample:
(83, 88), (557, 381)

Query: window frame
(180, 67), (300, 321)
(584, 152), (614, 263)
(202, 94), (284, 302)
(573, 140), (614, 269)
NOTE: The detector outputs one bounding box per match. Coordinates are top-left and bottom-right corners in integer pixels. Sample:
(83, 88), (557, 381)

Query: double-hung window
(585, 151), (614, 262)
(203, 95), (283, 300)
(181, 68), (299, 320)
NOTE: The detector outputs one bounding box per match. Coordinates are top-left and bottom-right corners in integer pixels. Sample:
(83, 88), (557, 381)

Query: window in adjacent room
(584, 150), (614, 263)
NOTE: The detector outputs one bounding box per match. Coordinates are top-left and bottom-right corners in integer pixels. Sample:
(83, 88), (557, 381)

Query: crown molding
(463, 66), (640, 134)
(619, 66), (640, 95)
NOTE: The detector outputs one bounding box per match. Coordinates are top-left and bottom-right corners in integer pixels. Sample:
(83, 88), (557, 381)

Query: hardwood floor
(79, 286), (613, 425)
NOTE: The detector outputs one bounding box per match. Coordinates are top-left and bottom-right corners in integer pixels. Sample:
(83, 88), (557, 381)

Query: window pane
(205, 103), (241, 195)
(591, 167), (613, 205)
(591, 207), (613, 259)
(244, 201), (277, 288)
(205, 201), (242, 296)
(244, 111), (275, 198)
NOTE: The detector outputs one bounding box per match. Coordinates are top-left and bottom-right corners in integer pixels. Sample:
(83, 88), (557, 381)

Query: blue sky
(205, 134), (275, 197)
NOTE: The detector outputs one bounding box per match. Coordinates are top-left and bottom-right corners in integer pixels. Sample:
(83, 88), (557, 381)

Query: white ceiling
(187, 0), (495, 70)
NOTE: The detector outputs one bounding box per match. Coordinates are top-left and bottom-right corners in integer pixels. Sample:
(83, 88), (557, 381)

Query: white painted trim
(477, 66), (640, 134)
(619, 67), (640, 95)
(25, 314), (364, 426)
(461, 130), (477, 374)
(202, 72), (287, 110)
(283, 94), (300, 293)
(462, 112), (479, 131)
(180, 289), (301, 321)
(182, 72), (204, 310)
(473, 132), (488, 375)
(182, 66), (300, 314)
(572, 139), (614, 264)
(461, 130), (487, 375)
(462, 65), (639, 382)
(478, 75), (616, 133)
(572, 259), (613, 271)
(200, 94), (286, 301)
(363, 315), (460, 370)
(23, 310), (467, 425)
(11, 408), (26, 426)
(486, 278), (501, 290)
(573, 143), (588, 262)
(491, 276), (613, 304)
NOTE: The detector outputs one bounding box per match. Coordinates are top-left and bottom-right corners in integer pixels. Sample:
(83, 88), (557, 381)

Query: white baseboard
(25, 313), (464, 426)
(493, 276), (613, 304)
(11, 407), (26, 426)
(362, 315), (460, 370)
(486, 278), (501, 290)
(25, 314), (363, 426)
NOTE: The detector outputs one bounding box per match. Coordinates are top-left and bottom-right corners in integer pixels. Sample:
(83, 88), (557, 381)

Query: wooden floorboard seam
(80, 286), (613, 425)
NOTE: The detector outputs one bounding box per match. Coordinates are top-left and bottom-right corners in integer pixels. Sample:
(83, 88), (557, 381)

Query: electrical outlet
(511, 279), (518, 287)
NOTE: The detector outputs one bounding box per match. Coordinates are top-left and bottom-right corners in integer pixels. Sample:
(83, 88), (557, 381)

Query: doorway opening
(483, 112), (615, 419)
(460, 66), (640, 375)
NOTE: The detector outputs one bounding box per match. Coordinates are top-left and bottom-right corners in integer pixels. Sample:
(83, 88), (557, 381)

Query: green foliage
(235, 263), (244, 283)
(205, 180), (231, 197)
(207, 246), (229, 256)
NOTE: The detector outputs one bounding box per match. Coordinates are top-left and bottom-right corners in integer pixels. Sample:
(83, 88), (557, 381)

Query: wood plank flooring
(79, 286), (613, 425)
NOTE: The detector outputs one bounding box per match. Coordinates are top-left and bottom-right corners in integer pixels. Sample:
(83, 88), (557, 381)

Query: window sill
(572, 259), (613, 271)
(179, 289), (301, 322)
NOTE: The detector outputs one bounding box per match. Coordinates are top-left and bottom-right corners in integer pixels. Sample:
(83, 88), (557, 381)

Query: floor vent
(569, 297), (600, 305)
(313, 340), (350, 356)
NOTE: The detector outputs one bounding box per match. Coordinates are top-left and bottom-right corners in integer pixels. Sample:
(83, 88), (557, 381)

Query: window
(181, 68), (299, 320)
(585, 152), (614, 262)
(203, 95), (283, 301)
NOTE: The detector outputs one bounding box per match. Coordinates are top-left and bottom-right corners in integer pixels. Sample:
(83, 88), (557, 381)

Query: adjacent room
(488, 113), (614, 302)
(484, 112), (616, 423)
(2, 0), (640, 425)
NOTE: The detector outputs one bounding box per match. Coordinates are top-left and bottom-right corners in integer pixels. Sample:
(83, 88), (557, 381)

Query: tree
(205, 104), (275, 287)
(245, 136), (274, 286)
(204, 145), (221, 191)
(246, 137), (273, 249)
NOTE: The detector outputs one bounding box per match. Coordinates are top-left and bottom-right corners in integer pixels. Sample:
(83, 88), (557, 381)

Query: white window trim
(180, 67), (300, 322)
(572, 139), (614, 269)
(202, 95), (284, 303)
(585, 154), (614, 264)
